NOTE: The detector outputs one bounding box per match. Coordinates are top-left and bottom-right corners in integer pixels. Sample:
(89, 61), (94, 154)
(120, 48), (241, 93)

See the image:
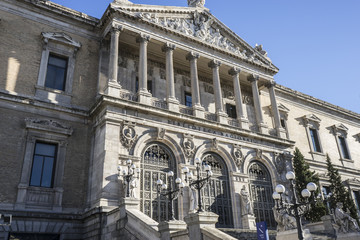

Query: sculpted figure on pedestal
(189, 185), (198, 213)
(240, 185), (253, 215)
(334, 202), (360, 233)
(188, 0), (205, 8)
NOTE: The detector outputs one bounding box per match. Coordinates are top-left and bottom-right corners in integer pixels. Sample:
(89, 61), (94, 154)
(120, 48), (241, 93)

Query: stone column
(268, 81), (287, 138)
(186, 52), (204, 118)
(248, 74), (267, 134)
(105, 25), (123, 97)
(162, 43), (179, 112)
(228, 67), (249, 129)
(136, 34), (152, 105)
(209, 60), (227, 124)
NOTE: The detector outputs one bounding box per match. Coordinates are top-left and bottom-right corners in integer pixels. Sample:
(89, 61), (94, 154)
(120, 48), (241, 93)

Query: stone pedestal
(167, 98), (180, 112)
(321, 215), (335, 235)
(193, 105), (205, 118)
(337, 232), (360, 240)
(119, 197), (140, 219)
(238, 117), (249, 130)
(217, 111), (228, 124)
(138, 90), (152, 105)
(276, 228), (313, 240)
(184, 212), (218, 240)
(104, 82), (121, 97)
(277, 127), (288, 139)
(241, 214), (256, 230)
(258, 123), (268, 134)
(158, 220), (187, 240)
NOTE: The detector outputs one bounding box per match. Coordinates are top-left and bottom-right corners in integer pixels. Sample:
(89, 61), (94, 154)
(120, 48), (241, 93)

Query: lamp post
(272, 171), (318, 240)
(118, 159), (140, 198)
(182, 157), (213, 213)
(156, 171), (185, 221)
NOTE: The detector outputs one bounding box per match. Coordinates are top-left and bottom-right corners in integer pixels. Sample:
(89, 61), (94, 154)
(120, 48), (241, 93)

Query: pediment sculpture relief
(133, 10), (270, 67)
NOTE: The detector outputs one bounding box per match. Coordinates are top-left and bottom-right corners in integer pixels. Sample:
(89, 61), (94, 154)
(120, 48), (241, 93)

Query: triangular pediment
(332, 123), (348, 132)
(42, 32), (81, 48)
(278, 103), (290, 113)
(303, 114), (321, 123)
(109, 3), (278, 73)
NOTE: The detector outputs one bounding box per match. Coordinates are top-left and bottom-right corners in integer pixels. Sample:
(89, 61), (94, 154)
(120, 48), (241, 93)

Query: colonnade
(105, 25), (285, 138)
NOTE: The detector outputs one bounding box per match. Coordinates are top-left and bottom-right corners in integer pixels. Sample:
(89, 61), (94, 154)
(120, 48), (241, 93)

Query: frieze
(167, 119), (257, 144)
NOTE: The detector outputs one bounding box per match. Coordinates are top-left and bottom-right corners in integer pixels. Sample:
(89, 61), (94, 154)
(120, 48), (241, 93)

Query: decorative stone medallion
(120, 121), (137, 151)
(157, 127), (166, 140)
(182, 134), (196, 160)
(232, 144), (244, 169)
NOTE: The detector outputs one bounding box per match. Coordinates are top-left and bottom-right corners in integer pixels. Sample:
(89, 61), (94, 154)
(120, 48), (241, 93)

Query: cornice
(275, 84), (360, 122)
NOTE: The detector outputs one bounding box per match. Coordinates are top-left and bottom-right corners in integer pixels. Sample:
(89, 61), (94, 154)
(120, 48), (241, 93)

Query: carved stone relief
(232, 144), (244, 169)
(183, 76), (191, 87)
(204, 83), (214, 94)
(157, 128), (166, 140)
(133, 9), (273, 69)
(212, 138), (218, 150)
(120, 122), (138, 151)
(25, 118), (73, 135)
(255, 149), (263, 160)
(182, 134), (196, 160)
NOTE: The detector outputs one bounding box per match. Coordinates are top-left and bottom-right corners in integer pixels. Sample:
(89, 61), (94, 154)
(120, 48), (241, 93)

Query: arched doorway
(248, 161), (276, 229)
(140, 143), (177, 222)
(202, 153), (233, 228)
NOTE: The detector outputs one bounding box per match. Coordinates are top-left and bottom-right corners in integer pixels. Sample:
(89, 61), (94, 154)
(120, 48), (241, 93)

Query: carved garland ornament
(120, 122), (138, 151)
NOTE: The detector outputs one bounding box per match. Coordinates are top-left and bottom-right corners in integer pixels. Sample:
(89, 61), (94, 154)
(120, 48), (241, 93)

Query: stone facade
(0, 0), (360, 239)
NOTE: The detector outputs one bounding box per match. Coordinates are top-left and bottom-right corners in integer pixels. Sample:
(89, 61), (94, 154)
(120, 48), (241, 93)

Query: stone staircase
(219, 229), (277, 240)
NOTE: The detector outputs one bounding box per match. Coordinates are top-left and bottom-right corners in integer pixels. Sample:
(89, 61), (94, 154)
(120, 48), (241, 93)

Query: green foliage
(293, 147), (326, 222)
(325, 154), (359, 224)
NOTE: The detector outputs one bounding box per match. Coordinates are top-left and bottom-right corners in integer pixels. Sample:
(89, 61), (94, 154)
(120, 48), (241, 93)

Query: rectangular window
(45, 54), (68, 91)
(30, 142), (57, 188)
(226, 103), (237, 119)
(309, 128), (321, 152)
(338, 136), (350, 159)
(280, 118), (286, 129)
(185, 92), (192, 107)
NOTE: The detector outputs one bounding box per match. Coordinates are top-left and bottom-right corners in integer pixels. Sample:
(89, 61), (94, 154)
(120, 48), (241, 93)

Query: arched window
(201, 153), (233, 228)
(248, 161), (276, 229)
(140, 143), (177, 222)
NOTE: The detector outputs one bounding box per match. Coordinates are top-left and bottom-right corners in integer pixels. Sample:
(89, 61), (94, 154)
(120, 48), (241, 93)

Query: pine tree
(326, 154), (359, 223)
(292, 147), (326, 222)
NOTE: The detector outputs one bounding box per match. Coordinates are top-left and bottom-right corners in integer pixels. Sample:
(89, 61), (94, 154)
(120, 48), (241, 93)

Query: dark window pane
(41, 157), (54, 187)
(226, 104), (237, 119)
(35, 143), (56, 156)
(147, 80), (152, 93)
(280, 118), (286, 128)
(354, 191), (360, 210)
(45, 54), (67, 91)
(338, 136), (350, 159)
(30, 142), (57, 188)
(185, 92), (192, 107)
(310, 128), (321, 152)
(135, 77), (139, 92)
(30, 155), (43, 186)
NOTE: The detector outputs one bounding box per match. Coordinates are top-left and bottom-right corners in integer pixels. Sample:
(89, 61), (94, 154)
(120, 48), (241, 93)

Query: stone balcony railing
(227, 118), (239, 127)
(151, 97), (167, 109)
(205, 112), (217, 122)
(119, 89), (138, 102)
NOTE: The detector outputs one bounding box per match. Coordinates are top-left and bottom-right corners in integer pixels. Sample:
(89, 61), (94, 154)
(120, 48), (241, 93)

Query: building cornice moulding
(275, 84), (360, 123)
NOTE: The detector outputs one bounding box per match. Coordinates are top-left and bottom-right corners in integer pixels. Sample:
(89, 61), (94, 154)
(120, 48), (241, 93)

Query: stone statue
(240, 186), (253, 215)
(273, 206), (297, 232)
(188, 0), (205, 8)
(334, 202), (360, 233)
(189, 185), (198, 213)
(128, 177), (137, 198)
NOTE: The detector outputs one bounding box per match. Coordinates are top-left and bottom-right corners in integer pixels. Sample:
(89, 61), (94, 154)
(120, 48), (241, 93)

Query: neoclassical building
(0, 0), (360, 239)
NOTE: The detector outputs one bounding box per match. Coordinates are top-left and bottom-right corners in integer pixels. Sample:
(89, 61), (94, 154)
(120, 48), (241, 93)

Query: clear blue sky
(52, 0), (360, 114)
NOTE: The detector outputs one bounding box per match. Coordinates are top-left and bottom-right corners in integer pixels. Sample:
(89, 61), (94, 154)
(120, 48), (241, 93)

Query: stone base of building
(336, 232), (360, 240)
(276, 228), (313, 240)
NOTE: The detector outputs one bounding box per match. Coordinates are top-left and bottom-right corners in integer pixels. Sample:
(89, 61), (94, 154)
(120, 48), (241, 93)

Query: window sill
(35, 85), (72, 105)
(310, 151), (325, 156)
(340, 158), (354, 163)
(35, 85), (72, 96)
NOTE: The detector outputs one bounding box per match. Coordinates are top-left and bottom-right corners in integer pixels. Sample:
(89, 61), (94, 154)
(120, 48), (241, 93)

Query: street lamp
(182, 157), (213, 212)
(272, 171), (318, 240)
(118, 159), (140, 198)
(156, 171), (185, 221)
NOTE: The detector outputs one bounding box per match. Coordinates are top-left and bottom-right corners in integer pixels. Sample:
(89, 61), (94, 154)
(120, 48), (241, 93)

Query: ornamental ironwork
(249, 161), (276, 229)
(140, 143), (177, 222)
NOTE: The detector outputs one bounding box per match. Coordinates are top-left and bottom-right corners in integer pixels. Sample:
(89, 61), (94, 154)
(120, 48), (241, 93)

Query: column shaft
(137, 34), (150, 93)
(162, 43), (176, 100)
(268, 82), (286, 138)
(248, 74), (267, 133)
(209, 60), (224, 114)
(186, 52), (201, 107)
(108, 28), (121, 83)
